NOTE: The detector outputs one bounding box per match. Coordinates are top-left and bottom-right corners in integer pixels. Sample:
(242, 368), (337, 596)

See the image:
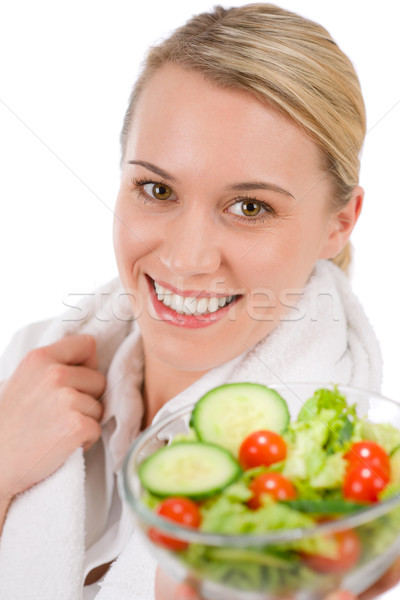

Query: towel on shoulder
(0, 260), (382, 599)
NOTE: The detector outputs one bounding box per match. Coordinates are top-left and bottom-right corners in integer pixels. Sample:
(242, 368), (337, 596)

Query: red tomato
(239, 430), (287, 470)
(248, 472), (296, 509)
(344, 441), (391, 478)
(343, 464), (389, 502)
(302, 529), (361, 573)
(148, 497), (202, 551)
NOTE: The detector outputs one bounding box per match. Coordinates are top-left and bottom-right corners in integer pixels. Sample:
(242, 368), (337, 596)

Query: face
(114, 64), (341, 375)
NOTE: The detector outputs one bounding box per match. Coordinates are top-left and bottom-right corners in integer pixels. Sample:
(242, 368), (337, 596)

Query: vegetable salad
(137, 384), (400, 594)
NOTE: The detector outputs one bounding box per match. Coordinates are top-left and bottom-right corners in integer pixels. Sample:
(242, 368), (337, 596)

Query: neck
(142, 355), (208, 427)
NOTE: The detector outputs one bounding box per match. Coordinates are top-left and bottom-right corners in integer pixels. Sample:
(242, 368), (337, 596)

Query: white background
(0, 1), (399, 404)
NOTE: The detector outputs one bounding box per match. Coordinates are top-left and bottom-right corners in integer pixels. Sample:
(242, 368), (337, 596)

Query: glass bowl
(120, 383), (400, 600)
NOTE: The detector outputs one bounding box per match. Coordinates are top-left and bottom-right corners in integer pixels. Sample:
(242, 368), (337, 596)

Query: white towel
(0, 450), (85, 600)
(230, 259), (382, 390)
(0, 278), (132, 600)
(0, 260), (383, 599)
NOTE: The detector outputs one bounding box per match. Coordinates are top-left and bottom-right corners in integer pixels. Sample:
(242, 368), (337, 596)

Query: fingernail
(175, 583), (199, 600)
(325, 590), (355, 600)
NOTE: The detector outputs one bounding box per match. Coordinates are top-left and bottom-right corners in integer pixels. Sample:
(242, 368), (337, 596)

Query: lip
(146, 275), (241, 329)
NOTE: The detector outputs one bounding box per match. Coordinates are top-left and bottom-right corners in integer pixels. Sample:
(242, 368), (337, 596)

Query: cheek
(113, 193), (128, 259)
(113, 218), (149, 318)
(112, 214), (122, 259)
(239, 234), (297, 288)
(113, 216), (131, 273)
(240, 223), (323, 311)
(113, 211), (145, 288)
(113, 194), (151, 272)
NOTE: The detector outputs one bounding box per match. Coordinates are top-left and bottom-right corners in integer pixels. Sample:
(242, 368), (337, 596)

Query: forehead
(126, 64), (327, 194)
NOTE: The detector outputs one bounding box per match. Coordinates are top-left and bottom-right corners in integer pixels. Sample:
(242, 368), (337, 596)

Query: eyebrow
(128, 160), (295, 200)
(227, 181), (295, 200)
(127, 160), (177, 183)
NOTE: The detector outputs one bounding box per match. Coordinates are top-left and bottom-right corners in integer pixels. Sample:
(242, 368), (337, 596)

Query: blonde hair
(121, 4), (366, 273)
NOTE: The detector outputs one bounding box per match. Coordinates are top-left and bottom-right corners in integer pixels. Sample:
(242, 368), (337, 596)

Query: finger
(174, 584), (200, 600)
(155, 565), (173, 600)
(54, 365), (106, 399)
(58, 388), (104, 422)
(73, 392), (104, 422)
(174, 574), (201, 600)
(358, 556), (400, 600)
(76, 415), (102, 451)
(48, 335), (98, 369)
(154, 566), (198, 600)
(324, 591), (355, 600)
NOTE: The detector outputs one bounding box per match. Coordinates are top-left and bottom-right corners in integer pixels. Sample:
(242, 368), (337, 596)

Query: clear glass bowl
(120, 383), (400, 600)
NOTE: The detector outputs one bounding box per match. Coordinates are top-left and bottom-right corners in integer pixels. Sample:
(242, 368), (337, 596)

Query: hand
(0, 334), (106, 500)
(155, 558), (400, 599)
(358, 555), (400, 600)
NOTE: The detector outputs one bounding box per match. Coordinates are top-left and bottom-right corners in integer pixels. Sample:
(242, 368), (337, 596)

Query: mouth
(154, 281), (236, 316)
(148, 276), (240, 317)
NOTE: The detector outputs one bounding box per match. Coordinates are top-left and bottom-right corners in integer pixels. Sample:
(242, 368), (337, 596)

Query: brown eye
(241, 201), (261, 216)
(151, 183), (172, 200)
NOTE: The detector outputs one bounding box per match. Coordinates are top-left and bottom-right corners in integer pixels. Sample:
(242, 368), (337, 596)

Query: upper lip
(149, 276), (240, 298)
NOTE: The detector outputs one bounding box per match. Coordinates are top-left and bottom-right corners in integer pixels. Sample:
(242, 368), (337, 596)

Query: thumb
(324, 591), (355, 600)
(174, 583), (200, 600)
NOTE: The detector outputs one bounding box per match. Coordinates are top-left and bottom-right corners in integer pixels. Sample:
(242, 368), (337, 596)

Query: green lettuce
(297, 386), (357, 454)
(142, 386), (400, 596)
(199, 493), (337, 557)
(362, 422), (400, 455)
(282, 417), (347, 489)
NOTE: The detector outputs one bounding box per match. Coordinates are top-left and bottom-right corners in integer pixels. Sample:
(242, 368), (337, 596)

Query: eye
(228, 198), (274, 219)
(143, 182), (173, 200)
(240, 200), (262, 217)
(226, 197), (277, 224)
(230, 199), (265, 218)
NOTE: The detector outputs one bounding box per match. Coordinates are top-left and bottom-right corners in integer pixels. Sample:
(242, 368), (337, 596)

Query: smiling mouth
(152, 279), (239, 316)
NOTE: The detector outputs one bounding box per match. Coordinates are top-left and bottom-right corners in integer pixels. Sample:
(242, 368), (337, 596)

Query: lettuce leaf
(297, 386), (348, 422)
(200, 494), (338, 557)
(362, 422), (400, 455)
(200, 494), (316, 536)
(293, 387), (358, 465)
(282, 417), (347, 489)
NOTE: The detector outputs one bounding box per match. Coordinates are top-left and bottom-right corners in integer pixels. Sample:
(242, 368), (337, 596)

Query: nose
(158, 210), (221, 278)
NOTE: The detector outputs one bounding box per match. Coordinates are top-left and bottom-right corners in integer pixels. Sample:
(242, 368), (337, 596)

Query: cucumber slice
(390, 445), (400, 484)
(191, 383), (290, 457)
(139, 441), (241, 498)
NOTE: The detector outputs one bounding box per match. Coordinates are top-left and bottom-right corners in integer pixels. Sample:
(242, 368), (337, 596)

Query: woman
(0, 4), (397, 599)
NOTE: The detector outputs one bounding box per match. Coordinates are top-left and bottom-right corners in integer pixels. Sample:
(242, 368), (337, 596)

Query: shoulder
(0, 317), (57, 380)
(0, 277), (134, 379)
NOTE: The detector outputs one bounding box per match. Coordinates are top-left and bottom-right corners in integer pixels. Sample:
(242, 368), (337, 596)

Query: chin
(150, 339), (239, 374)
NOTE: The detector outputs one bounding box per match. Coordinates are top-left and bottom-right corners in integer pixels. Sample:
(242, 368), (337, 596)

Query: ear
(318, 186), (364, 260)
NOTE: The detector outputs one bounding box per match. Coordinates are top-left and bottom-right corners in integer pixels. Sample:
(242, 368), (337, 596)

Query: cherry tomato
(148, 497), (202, 551)
(343, 463), (389, 503)
(248, 472), (296, 509)
(302, 529), (361, 573)
(239, 430), (287, 470)
(344, 441), (391, 478)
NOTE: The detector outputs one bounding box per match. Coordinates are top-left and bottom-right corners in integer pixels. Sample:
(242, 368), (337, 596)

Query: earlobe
(318, 186), (364, 260)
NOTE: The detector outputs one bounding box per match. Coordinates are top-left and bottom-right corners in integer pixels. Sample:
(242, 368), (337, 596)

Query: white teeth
(207, 297), (219, 313)
(152, 280), (234, 316)
(172, 294), (184, 314)
(183, 296), (198, 315)
(196, 297), (209, 315)
(154, 281), (164, 298)
(163, 292), (172, 307)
